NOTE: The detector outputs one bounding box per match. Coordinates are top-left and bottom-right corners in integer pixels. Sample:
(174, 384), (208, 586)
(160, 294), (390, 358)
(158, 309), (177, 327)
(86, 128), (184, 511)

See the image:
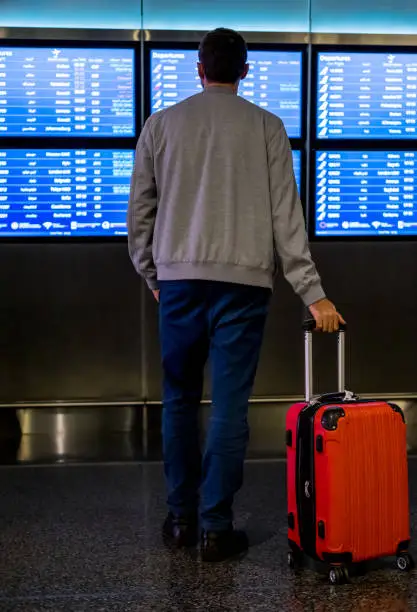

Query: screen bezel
(308, 147), (417, 242)
(291, 148), (306, 209)
(0, 38), (140, 143)
(144, 40), (307, 147)
(312, 44), (417, 146)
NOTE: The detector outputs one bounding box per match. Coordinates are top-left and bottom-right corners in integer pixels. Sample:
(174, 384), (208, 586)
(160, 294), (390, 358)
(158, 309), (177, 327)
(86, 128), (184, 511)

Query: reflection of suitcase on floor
(286, 320), (413, 584)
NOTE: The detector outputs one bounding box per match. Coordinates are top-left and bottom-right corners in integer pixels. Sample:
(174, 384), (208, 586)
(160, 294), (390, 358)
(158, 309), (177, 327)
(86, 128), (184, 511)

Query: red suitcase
(286, 321), (413, 584)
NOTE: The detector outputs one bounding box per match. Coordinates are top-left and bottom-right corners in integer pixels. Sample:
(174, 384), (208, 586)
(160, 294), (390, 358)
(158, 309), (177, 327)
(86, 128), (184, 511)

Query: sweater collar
(203, 85), (237, 96)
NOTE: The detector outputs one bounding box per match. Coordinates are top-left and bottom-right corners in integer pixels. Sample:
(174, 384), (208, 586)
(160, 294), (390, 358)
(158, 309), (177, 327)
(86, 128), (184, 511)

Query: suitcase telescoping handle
(302, 319), (347, 403)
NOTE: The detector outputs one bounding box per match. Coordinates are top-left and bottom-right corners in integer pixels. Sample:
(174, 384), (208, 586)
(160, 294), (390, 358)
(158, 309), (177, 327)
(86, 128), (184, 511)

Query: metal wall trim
(311, 33), (417, 46)
(143, 30), (310, 44)
(0, 27), (140, 41)
(2, 392), (417, 408)
(143, 393), (417, 404)
(0, 28), (416, 46)
(0, 401), (145, 408)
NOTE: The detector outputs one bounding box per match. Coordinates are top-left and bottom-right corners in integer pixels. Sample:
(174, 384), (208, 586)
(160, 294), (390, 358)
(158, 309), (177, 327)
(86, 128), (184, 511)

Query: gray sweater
(128, 86), (325, 306)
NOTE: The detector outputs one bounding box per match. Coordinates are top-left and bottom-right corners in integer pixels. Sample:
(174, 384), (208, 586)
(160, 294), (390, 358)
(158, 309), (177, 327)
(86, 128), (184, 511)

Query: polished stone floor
(2, 460), (417, 611)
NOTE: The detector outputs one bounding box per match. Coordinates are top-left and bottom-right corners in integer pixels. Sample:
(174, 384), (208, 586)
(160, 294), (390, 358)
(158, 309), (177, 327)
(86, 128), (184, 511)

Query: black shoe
(162, 512), (198, 549)
(201, 529), (249, 562)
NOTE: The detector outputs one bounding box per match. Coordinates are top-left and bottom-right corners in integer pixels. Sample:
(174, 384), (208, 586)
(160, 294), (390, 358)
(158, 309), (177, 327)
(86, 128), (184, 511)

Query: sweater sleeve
(127, 119), (159, 290)
(267, 120), (326, 306)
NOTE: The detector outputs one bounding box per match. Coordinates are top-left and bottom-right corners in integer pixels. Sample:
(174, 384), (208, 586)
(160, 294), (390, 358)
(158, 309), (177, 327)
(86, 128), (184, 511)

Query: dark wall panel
(2, 241), (417, 404)
(0, 243), (143, 403)
(144, 242), (417, 400)
(142, 289), (161, 401)
(310, 242), (417, 395)
(258, 241), (417, 396)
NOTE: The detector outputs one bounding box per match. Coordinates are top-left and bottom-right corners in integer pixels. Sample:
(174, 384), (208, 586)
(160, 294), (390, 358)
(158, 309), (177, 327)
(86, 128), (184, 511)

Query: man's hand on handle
(309, 298), (345, 333)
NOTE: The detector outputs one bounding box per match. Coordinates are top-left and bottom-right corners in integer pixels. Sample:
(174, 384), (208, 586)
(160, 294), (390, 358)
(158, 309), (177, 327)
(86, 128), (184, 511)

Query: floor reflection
(1, 461), (417, 611)
(2, 400), (417, 465)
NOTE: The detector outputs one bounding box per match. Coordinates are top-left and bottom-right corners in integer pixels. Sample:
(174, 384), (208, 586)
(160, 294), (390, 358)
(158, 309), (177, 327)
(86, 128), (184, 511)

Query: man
(128, 28), (344, 563)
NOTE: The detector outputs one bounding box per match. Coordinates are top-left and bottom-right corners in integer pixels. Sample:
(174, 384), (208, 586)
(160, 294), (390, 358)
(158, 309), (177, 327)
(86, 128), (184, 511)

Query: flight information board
(0, 47), (135, 137)
(150, 49), (302, 138)
(317, 52), (417, 139)
(315, 151), (417, 236)
(292, 149), (301, 193)
(0, 149), (134, 237)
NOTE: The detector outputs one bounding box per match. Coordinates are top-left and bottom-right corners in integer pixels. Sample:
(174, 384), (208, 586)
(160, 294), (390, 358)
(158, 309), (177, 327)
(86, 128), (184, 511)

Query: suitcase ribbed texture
(315, 402), (410, 562)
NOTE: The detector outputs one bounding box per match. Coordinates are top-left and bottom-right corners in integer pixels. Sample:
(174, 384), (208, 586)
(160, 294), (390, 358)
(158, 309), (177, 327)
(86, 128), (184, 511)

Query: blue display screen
(315, 151), (417, 236)
(150, 49), (302, 138)
(0, 149), (134, 237)
(317, 52), (417, 139)
(0, 47), (135, 137)
(292, 149), (301, 193)
(0, 147), (301, 239)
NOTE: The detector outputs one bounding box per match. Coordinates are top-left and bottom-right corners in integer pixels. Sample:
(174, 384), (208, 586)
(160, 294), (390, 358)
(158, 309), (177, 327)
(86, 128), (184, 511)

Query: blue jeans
(159, 280), (270, 532)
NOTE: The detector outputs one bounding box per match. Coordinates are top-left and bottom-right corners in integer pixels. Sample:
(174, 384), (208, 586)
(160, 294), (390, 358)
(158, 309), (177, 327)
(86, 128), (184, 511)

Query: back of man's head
(198, 28), (248, 84)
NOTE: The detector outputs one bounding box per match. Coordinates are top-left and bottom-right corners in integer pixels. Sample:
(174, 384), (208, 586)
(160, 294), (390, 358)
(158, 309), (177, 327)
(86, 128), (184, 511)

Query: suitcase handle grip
(302, 318), (347, 333)
(303, 319), (346, 402)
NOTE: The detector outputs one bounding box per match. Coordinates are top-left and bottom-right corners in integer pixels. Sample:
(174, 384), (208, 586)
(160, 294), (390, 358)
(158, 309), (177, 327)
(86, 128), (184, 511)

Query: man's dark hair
(199, 28), (248, 84)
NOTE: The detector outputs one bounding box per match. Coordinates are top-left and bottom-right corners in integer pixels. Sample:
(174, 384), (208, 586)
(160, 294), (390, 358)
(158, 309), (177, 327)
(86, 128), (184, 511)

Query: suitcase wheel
(287, 549), (303, 570)
(396, 553), (415, 572)
(287, 551), (295, 570)
(329, 566), (349, 585)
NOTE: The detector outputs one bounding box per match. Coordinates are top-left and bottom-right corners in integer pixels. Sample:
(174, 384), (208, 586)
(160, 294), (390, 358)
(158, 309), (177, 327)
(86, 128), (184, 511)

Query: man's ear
(197, 62), (205, 81)
(241, 63), (250, 81)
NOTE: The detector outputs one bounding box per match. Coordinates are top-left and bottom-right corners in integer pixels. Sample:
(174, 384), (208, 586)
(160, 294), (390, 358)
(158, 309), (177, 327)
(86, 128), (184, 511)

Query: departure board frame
(312, 45), (417, 146)
(144, 41), (308, 147)
(0, 39), (140, 242)
(310, 45), (417, 241)
(291, 148), (305, 206)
